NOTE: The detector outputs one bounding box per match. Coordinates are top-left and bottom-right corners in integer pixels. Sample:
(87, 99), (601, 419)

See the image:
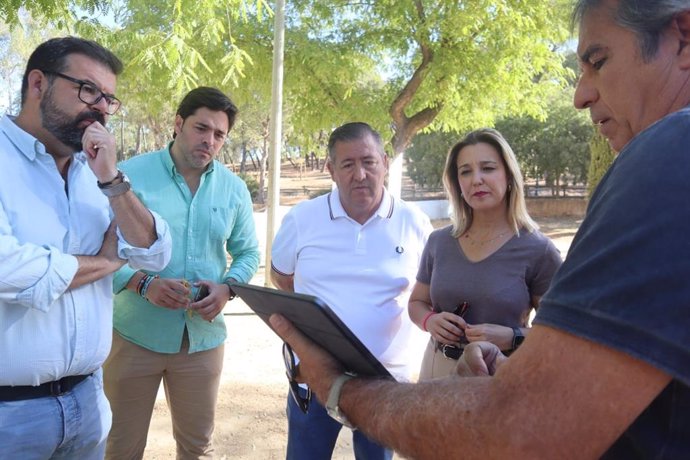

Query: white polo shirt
(271, 188), (432, 381)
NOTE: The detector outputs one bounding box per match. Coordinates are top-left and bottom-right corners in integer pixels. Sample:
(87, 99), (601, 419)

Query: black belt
(435, 340), (465, 360)
(0, 374), (92, 402)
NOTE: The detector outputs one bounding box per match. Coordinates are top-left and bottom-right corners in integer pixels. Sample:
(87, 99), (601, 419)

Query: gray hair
(572, 0), (690, 61)
(327, 122), (385, 161)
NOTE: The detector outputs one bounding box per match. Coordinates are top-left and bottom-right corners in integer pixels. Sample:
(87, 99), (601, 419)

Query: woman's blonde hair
(443, 128), (538, 238)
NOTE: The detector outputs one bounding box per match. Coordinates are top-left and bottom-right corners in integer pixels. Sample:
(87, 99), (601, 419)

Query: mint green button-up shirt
(113, 147), (260, 353)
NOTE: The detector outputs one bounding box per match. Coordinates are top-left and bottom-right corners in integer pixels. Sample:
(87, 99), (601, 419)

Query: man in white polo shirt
(271, 122), (432, 460)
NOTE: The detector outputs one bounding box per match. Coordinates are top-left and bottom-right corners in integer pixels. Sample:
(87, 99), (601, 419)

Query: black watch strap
(511, 327), (525, 350)
(97, 170), (124, 188)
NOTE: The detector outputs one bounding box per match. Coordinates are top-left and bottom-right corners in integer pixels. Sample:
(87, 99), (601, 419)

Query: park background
(2, 1), (601, 457)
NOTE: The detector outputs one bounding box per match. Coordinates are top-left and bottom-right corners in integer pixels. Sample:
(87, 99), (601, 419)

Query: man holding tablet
(271, 122), (432, 459)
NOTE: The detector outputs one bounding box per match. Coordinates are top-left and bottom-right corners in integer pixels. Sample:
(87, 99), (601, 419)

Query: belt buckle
(441, 344), (463, 360)
(49, 379), (65, 396)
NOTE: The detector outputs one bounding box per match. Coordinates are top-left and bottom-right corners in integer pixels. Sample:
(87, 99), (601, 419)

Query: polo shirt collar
(327, 187), (394, 221)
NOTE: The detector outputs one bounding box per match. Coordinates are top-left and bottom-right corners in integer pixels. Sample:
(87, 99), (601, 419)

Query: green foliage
(405, 131), (459, 188)
(406, 88), (592, 194)
(495, 91), (592, 195)
(0, 16), (66, 115)
(0, 0), (102, 27)
(238, 172), (260, 201)
(281, 0), (573, 154)
(2, 0), (576, 195)
(89, 0), (270, 117)
(587, 131), (616, 198)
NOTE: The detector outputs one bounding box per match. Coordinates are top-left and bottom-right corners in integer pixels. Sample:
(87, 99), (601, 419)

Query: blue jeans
(0, 369), (111, 460)
(286, 387), (393, 460)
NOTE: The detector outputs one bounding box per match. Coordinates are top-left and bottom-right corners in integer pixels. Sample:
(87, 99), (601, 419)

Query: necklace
(463, 230), (510, 246)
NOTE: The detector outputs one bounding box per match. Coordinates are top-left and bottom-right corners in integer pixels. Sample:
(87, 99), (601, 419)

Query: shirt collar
(327, 187), (394, 221)
(0, 114), (87, 166)
(1, 114), (47, 161)
(162, 141), (216, 177)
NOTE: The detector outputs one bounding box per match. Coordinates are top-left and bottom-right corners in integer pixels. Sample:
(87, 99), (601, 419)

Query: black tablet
(230, 282), (394, 380)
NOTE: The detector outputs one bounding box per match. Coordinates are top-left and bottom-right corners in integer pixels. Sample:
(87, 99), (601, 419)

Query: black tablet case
(230, 282), (394, 380)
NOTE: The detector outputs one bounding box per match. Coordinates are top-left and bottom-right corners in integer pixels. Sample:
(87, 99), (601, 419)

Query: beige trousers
(418, 338), (461, 381)
(103, 331), (224, 460)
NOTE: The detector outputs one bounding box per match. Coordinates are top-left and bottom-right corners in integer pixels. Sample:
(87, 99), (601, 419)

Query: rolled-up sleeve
(0, 202), (78, 312)
(116, 210), (172, 272)
(224, 186), (260, 283)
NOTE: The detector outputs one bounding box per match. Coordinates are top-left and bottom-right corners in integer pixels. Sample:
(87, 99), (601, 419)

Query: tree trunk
(240, 142), (248, 174)
(135, 124), (143, 154)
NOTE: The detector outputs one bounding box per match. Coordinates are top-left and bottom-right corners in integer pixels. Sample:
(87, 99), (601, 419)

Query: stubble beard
(40, 86), (105, 153)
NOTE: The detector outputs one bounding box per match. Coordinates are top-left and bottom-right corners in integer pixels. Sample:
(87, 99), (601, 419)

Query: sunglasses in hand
(282, 342), (312, 414)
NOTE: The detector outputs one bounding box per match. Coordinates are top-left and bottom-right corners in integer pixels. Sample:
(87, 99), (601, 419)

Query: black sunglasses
(41, 70), (122, 115)
(441, 302), (471, 360)
(282, 342), (311, 413)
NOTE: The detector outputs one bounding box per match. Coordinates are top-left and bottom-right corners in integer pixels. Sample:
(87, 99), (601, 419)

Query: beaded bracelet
(135, 273), (149, 296)
(422, 311), (437, 332)
(139, 275), (160, 300)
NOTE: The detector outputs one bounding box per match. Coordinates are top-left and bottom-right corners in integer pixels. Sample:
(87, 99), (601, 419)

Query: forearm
(69, 254), (124, 289)
(339, 377), (499, 459)
(108, 191), (157, 248)
(271, 313), (669, 460)
(409, 300), (434, 331)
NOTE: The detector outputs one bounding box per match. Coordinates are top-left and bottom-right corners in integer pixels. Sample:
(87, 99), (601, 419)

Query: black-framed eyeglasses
(282, 342), (311, 414)
(41, 70), (122, 115)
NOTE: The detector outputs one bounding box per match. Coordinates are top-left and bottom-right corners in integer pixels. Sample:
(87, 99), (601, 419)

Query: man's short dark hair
(175, 87), (239, 135)
(21, 36), (123, 106)
(327, 122), (385, 161)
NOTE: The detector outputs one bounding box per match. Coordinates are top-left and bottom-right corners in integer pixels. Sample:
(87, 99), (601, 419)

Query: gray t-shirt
(417, 225), (562, 326)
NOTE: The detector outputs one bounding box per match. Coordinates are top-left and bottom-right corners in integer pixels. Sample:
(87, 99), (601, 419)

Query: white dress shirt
(0, 114), (172, 386)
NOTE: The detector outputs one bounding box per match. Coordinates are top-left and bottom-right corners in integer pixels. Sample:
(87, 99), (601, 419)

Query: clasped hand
(144, 279), (228, 321)
(427, 311), (515, 351)
(425, 311), (468, 345)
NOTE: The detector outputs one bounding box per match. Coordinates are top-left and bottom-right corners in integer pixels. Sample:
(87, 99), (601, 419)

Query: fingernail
(269, 314), (284, 329)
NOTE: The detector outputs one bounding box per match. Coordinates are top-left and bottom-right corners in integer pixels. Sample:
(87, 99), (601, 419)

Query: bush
(587, 132), (616, 199)
(238, 173), (260, 202)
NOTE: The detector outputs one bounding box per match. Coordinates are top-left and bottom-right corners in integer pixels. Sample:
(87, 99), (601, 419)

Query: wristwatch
(98, 170), (131, 197)
(512, 327), (525, 350)
(326, 373), (355, 429)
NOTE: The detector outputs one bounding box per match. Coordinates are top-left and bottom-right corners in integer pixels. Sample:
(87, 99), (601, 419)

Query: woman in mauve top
(409, 128), (562, 380)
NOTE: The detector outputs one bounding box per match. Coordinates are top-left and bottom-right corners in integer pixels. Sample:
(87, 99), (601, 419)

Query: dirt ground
(141, 210), (582, 460)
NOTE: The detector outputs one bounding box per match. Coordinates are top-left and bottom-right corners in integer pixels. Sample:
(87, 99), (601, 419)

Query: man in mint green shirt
(104, 87), (260, 459)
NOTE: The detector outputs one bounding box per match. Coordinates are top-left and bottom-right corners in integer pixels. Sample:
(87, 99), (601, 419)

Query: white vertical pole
(264, 0), (286, 287)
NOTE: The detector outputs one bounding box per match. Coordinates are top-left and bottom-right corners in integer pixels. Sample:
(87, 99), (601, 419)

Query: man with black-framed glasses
(40, 70), (122, 115)
(0, 36), (172, 459)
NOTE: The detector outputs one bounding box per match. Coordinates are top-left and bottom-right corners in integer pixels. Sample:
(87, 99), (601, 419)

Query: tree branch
(389, 1), (433, 129)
